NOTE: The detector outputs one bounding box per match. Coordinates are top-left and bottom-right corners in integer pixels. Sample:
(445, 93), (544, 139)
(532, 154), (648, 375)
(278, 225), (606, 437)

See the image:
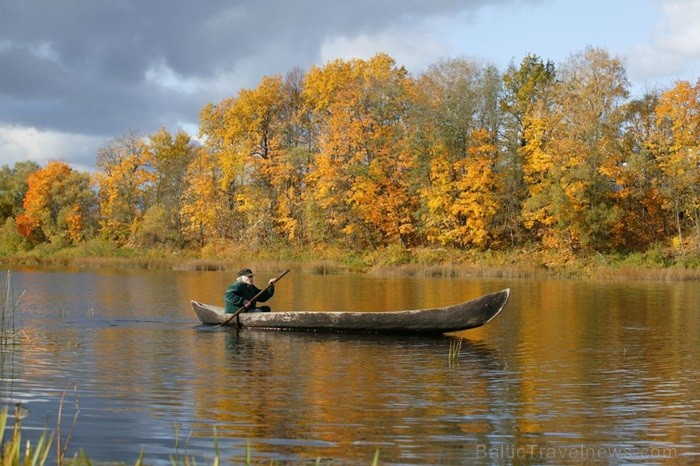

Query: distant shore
(2, 241), (699, 282)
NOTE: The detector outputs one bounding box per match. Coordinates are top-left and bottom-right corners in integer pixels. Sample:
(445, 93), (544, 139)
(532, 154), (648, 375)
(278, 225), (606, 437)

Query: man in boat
(224, 268), (276, 313)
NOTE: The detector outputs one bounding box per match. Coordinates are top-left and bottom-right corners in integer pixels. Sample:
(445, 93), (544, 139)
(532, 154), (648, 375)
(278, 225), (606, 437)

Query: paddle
(219, 269), (290, 327)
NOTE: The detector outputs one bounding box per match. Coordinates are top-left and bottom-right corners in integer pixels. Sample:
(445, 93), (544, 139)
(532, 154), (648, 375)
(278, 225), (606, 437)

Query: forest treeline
(1, 47), (700, 267)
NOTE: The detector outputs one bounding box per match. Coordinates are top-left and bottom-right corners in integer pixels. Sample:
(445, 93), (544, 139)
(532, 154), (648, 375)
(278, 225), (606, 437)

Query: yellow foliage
(94, 133), (155, 243)
(303, 54), (418, 247)
(65, 204), (84, 243)
(423, 130), (498, 248)
(651, 80), (700, 236)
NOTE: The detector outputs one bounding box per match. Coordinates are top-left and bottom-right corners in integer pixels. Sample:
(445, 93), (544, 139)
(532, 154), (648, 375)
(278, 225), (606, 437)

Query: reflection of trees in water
(188, 330), (512, 463)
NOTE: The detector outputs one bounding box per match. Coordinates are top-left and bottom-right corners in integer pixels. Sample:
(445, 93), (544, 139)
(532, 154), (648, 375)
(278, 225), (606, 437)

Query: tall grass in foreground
(0, 406), (53, 466)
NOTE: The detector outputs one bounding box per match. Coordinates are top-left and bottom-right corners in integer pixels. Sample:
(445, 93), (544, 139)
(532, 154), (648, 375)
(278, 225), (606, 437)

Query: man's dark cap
(237, 268), (254, 277)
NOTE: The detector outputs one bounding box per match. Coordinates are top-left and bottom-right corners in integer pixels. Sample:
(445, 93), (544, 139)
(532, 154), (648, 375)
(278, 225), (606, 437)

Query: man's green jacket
(224, 281), (274, 313)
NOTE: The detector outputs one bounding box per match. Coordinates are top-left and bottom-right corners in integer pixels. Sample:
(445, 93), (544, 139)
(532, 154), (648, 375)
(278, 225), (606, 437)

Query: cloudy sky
(2, 0), (700, 172)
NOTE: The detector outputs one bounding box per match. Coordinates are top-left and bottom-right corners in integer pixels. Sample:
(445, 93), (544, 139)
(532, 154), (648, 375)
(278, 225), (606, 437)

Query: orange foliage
(7, 51), (700, 257)
(18, 160), (73, 242)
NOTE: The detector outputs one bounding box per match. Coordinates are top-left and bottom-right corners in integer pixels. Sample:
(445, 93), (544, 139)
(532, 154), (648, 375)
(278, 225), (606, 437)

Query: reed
(56, 386), (80, 466)
(0, 406), (54, 466)
(1, 271), (26, 349)
(448, 338), (463, 364)
(1, 270), (12, 345)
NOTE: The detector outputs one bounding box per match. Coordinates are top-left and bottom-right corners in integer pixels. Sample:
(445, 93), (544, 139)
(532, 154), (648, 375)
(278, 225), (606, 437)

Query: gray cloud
(0, 0), (532, 168)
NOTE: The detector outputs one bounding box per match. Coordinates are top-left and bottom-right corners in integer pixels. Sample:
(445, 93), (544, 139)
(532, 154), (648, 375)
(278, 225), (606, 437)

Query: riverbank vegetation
(2, 240), (699, 282)
(1, 47), (700, 279)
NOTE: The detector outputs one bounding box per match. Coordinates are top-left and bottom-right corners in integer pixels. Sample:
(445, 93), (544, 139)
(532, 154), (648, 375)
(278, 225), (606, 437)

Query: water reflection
(192, 330), (510, 463)
(2, 268), (699, 464)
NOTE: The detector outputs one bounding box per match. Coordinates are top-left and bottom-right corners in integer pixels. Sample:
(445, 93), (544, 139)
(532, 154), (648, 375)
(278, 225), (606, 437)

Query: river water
(1, 267), (698, 464)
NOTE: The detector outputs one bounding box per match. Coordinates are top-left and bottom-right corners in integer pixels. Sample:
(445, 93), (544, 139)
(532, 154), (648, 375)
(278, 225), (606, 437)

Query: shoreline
(2, 245), (699, 282)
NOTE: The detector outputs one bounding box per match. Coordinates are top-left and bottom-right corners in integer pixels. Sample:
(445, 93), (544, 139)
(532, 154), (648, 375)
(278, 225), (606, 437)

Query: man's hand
(268, 278), (277, 286)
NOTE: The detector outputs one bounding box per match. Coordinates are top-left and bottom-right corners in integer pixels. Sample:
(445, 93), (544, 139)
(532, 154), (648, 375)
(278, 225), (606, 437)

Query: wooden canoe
(191, 288), (510, 335)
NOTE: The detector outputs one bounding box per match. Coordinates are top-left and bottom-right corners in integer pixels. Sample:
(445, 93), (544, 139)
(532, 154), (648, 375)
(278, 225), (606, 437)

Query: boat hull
(192, 288), (510, 335)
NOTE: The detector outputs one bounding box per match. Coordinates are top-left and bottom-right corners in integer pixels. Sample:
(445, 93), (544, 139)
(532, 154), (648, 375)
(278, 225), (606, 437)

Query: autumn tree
(522, 47), (629, 254)
(0, 161), (40, 253)
(196, 100), (243, 242)
(0, 161), (40, 223)
(412, 57), (502, 248)
(199, 72), (312, 246)
(422, 129), (500, 248)
(138, 127), (197, 247)
(179, 145), (232, 247)
(94, 131), (156, 244)
(615, 93), (668, 249)
(215, 75), (286, 242)
(498, 55), (555, 245)
(651, 80), (700, 250)
(303, 54), (419, 248)
(273, 68), (317, 243)
(301, 58), (355, 244)
(15, 160), (96, 245)
(215, 70), (314, 244)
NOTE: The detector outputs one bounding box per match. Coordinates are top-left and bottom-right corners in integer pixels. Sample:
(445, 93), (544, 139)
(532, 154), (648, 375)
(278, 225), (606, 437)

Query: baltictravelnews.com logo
(475, 444), (678, 462)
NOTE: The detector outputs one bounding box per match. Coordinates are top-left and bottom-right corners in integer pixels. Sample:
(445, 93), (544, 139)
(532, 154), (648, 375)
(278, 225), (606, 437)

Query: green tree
(0, 217), (26, 256)
(0, 161), (40, 222)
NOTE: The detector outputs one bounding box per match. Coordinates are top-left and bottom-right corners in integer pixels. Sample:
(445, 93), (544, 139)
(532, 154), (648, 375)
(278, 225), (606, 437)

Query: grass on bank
(0, 406), (53, 466)
(2, 237), (700, 281)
